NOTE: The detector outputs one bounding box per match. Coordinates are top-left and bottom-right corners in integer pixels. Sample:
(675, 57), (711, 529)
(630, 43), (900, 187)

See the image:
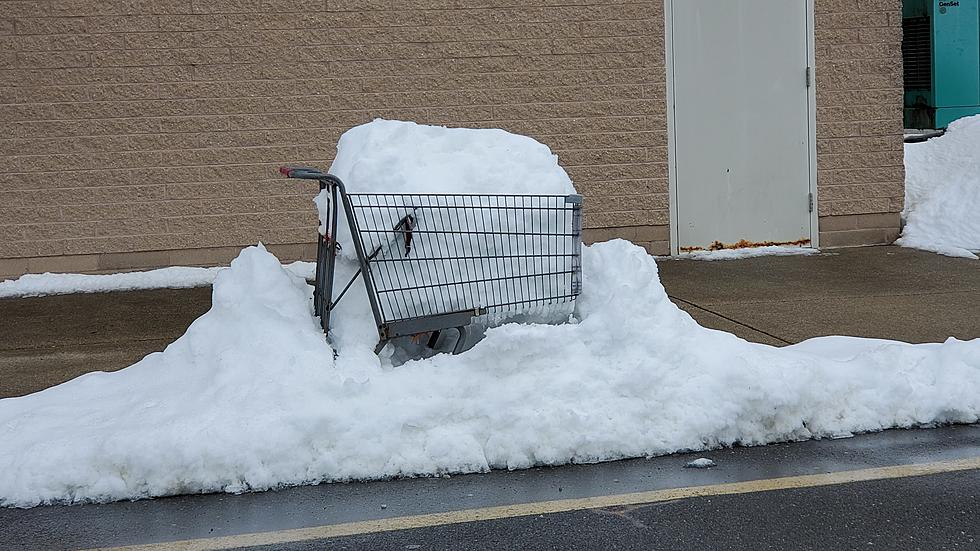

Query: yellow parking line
(86, 456), (980, 551)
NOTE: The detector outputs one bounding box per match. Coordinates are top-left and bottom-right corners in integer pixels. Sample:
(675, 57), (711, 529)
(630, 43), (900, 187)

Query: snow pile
(0, 262), (315, 298)
(317, 118), (575, 244)
(319, 119), (580, 325)
(897, 115), (980, 259)
(1, 120), (979, 508)
(2, 241), (977, 507)
(675, 246), (818, 262)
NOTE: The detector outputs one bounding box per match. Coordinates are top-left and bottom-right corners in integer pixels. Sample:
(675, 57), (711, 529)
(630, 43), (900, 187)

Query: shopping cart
(281, 166), (584, 354)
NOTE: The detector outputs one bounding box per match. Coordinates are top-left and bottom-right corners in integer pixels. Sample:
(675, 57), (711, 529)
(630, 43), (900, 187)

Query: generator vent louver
(903, 16), (932, 90)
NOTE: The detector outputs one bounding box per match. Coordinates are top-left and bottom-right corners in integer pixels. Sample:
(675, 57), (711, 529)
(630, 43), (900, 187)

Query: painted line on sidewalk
(86, 456), (980, 551)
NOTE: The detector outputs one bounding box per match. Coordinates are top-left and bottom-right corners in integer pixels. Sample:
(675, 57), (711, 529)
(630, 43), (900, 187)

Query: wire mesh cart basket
(281, 166), (584, 354)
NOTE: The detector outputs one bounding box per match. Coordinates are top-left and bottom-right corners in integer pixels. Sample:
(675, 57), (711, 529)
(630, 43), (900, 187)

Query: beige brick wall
(0, 0), (903, 277)
(814, 0), (906, 245)
(0, 1), (667, 277)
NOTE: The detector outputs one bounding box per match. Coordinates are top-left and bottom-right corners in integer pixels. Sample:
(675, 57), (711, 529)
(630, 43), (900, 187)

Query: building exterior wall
(0, 0), (902, 278)
(813, 0), (906, 247)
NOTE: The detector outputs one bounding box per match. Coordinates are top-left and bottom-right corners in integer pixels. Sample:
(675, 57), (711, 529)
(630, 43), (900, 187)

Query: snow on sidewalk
(671, 245), (819, 262)
(897, 115), (980, 259)
(0, 120), (978, 508)
(0, 261), (315, 298)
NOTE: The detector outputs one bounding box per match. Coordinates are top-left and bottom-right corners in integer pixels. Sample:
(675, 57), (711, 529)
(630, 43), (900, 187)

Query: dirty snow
(685, 458), (717, 469)
(1, 120), (979, 508)
(897, 115), (980, 259)
(673, 245), (819, 262)
(0, 261), (315, 298)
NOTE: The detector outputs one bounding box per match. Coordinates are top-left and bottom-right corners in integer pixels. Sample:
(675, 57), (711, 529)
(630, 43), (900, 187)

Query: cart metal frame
(281, 166), (583, 354)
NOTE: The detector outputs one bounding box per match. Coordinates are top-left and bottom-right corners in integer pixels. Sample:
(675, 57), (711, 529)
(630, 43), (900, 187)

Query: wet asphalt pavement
(247, 470), (979, 551)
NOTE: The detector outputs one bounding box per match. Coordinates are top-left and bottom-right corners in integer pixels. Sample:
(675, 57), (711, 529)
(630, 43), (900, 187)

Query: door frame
(664, 0), (820, 255)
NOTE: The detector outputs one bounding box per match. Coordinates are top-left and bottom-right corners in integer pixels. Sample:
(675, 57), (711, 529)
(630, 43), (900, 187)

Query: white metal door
(667, 0), (815, 252)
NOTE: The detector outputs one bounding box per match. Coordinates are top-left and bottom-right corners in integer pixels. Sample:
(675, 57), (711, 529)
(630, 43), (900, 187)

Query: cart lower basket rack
(282, 166), (584, 354)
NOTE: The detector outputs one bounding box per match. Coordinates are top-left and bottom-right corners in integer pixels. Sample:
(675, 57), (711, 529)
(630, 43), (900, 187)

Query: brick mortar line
(4, 17), (659, 36)
(3, 240), (315, 259)
(0, 83), (658, 106)
(821, 183), (905, 187)
(7, 32), (659, 51)
(0, 113), (665, 125)
(5, 145), (651, 160)
(0, 132), (665, 148)
(0, 180), (667, 193)
(320, 3), (661, 13)
(0, 70), (659, 89)
(0, 122), (669, 142)
(16, 10), (657, 22)
(0, 161), (666, 177)
(5, 224), (315, 237)
(1, 160), (661, 173)
(816, 120), (903, 125)
(1, 209), (670, 219)
(0, 100), (664, 124)
(0, 187), (666, 198)
(8, 44), (657, 65)
(815, 87), (904, 92)
(0, 97), (658, 109)
(1, 50), (660, 70)
(2, 216), (317, 227)
(0, 190), (667, 208)
(0, 63), (660, 78)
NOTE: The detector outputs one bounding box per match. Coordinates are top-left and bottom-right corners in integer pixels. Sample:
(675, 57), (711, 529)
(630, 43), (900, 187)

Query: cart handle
(279, 166), (327, 180)
(280, 166), (347, 193)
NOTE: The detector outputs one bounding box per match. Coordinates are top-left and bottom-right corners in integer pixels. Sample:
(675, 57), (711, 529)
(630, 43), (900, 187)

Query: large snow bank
(2, 241), (977, 507)
(1, 120), (979, 508)
(897, 115), (980, 259)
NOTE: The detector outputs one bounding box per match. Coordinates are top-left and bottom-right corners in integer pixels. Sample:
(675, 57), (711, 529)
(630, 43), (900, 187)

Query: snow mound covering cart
(281, 166), (584, 353)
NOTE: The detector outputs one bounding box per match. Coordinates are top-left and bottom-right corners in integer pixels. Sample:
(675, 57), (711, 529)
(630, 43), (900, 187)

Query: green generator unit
(903, 0), (980, 129)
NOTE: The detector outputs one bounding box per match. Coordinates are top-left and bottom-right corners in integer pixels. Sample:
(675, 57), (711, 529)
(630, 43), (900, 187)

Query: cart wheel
(425, 330), (441, 349)
(452, 326), (470, 355)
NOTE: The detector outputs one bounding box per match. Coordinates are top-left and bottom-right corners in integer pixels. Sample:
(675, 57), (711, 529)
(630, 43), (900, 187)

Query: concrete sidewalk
(0, 287), (210, 399)
(660, 246), (979, 346)
(1, 245), (977, 399)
